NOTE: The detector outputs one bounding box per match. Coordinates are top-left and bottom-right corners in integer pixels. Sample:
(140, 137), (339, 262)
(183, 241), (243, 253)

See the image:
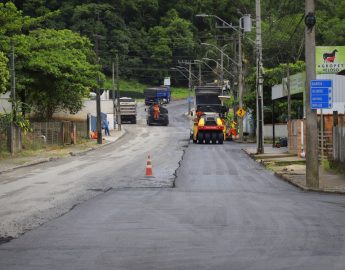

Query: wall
(0, 92), (12, 113)
(264, 124), (288, 139)
(52, 99), (114, 121)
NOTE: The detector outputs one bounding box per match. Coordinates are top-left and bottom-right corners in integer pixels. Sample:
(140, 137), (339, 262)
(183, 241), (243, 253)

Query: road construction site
(1, 100), (345, 270)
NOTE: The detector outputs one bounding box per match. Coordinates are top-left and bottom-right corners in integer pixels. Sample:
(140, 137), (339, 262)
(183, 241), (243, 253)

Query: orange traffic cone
(145, 155), (153, 176)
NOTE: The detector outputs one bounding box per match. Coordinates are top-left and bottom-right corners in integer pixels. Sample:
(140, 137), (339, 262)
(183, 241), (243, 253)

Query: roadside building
(271, 72), (345, 158)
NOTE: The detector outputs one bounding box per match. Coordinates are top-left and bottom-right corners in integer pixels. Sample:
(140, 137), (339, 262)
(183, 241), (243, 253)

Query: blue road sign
(310, 79), (333, 109)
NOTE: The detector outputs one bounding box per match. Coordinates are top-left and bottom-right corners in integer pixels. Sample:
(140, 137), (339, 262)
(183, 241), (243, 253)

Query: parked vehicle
(119, 97), (137, 124)
(144, 86), (171, 105)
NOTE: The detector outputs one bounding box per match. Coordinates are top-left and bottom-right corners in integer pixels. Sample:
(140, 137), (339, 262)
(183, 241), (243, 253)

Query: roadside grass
(103, 78), (149, 92)
(104, 78), (191, 101)
(171, 87), (192, 100)
(0, 137), (102, 162)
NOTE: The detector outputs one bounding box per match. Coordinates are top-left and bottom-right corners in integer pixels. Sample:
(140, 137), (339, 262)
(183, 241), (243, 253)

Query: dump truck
(119, 97), (137, 124)
(192, 85), (226, 144)
(146, 104), (169, 126)
(144, 86), (171, 105)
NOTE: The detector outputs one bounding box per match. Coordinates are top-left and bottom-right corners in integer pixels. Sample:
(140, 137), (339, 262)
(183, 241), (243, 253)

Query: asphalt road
(1, 101), (345, 269)
(0, 101), (189, 239)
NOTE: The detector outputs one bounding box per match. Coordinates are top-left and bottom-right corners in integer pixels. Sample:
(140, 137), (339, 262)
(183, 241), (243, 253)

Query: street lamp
(170, 67), (189, 80)
(176, 66), (198, 80)
(176, 64), (198, 113)
(202, 58), (235, 78)
(197, 13), (258, 146)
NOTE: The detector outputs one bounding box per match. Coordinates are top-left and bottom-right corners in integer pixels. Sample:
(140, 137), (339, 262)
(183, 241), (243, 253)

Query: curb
(70, 128), (127, 156)
(0, 128), (127, 174)
(242, 148), (345, 195)
(0, 157), (53, 175)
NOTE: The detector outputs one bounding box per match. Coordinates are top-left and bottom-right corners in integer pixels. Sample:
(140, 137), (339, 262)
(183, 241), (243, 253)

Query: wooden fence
(333, 125), (345, 162)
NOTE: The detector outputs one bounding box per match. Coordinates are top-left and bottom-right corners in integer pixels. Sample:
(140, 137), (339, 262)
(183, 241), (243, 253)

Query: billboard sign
(316, 46), (345, 74)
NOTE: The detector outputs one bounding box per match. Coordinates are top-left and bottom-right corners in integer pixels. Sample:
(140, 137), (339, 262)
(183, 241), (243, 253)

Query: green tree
(15, 29), (103, 119)
(0, 51), (9, 94)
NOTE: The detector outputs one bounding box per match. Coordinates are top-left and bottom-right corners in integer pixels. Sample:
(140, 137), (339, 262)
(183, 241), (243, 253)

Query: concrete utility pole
(178, 60), (197, 113)
(238, 28), (244, 142)
(112, 62), (116, 130)
(9, 40), (16, 155)
(94, 35), (102, 144)
(188, 62), (192, 113)
(198, 62), (202, 86)
(305, 0), (319, 188)
(220, 48), (224, 92)
(116, 54), (122, 131)
(287, 63), (291, 121)
(256, 0), (264, 154)
(10, 40), (16, 119)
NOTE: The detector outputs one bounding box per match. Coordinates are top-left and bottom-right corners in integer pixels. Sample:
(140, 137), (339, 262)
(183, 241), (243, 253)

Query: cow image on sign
(236, 108), (246, 118)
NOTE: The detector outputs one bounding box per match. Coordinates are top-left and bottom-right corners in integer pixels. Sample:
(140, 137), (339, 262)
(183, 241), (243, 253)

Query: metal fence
(25, 121), (88, 146)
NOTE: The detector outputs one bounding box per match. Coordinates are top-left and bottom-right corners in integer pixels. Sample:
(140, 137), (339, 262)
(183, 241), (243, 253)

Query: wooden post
(60, 122), (64, 146)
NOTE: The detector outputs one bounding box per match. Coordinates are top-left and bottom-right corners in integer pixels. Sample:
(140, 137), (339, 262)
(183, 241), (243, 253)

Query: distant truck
(119, 97), (137, 124)
(144, 86), (171, 105)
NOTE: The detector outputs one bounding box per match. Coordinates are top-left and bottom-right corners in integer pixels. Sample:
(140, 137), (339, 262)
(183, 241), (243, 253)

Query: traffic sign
(310, 80), (333, 109)
(236, 107), (246, 118)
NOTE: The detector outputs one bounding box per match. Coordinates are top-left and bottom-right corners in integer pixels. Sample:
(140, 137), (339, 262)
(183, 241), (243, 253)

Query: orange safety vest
(153, 105), (160, 119)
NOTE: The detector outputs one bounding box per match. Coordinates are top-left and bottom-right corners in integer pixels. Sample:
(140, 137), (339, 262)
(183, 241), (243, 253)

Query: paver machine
(191, 85), (227, 144)
(146, 104), (169, 126)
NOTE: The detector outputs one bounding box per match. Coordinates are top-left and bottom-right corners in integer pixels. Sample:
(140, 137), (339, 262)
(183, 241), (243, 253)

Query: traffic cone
(145, 155), (153, 176)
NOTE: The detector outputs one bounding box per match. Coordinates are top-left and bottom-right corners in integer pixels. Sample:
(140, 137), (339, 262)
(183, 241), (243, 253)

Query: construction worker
(153, 103), (160, 120)
(195, 106), (203, 122)
(227, 120), (237, 140)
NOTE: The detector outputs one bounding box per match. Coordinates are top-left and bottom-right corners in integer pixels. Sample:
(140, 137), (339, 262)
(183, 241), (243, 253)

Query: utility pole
(112, 61), (116, 131)
(238, 28), (244, 142)
(94, 35), (102, 144)
(256, 0), (264, 154)
(10, 40), (16, 119)
(9, 40), (16, 155)
(179, 60), (197, 113)
(116, 54), (122, 131)
(287, 63), (291, 121)
(188, 62), (192, 113)
(198, 62), (202, 86)
(220, 48), (224, 93)
(305, 0), (319, 188)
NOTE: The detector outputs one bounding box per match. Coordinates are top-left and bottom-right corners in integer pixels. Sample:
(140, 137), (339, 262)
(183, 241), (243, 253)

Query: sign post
(310, 79), (333, 160)
(310, 79), (333, 110)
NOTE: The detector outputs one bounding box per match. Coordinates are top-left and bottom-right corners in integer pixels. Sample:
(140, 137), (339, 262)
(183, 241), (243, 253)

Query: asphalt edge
(0, 128), (127, 175)
(242, 148), (345, 195)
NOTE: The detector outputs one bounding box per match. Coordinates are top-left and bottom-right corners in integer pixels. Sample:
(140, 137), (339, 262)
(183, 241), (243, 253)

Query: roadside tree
(14, 29), (103, 119)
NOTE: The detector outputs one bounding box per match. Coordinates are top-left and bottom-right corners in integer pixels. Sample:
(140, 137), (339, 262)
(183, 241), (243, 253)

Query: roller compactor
(191, 85), (226, 144)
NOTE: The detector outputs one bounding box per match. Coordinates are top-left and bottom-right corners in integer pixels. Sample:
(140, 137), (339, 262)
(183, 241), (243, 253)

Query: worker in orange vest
(153, 103), (160, 120)
(227, 120), (237, 140)
(195, 106), (203, 122)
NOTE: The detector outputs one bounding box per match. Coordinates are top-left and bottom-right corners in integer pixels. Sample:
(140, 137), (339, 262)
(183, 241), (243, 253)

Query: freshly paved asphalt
(1, 101), (345, 269)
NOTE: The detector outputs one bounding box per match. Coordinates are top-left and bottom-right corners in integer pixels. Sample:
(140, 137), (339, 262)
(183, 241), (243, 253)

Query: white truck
(119, 97), (137, 124)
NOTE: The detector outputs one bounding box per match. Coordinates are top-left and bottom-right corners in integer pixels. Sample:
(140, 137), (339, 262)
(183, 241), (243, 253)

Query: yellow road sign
(236, 108), (246, 118)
